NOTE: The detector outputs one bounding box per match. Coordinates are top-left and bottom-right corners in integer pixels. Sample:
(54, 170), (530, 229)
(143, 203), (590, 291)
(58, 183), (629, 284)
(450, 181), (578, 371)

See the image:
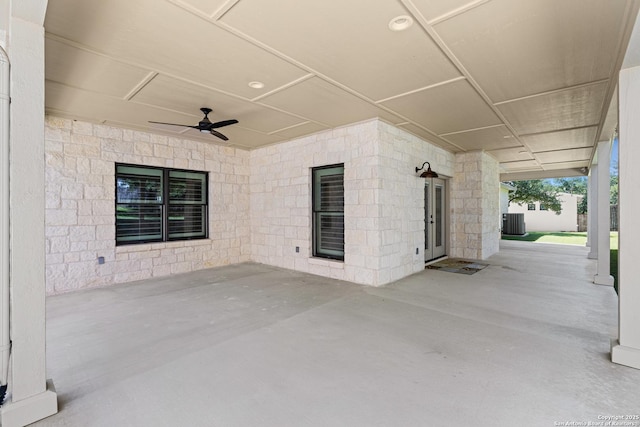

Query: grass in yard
(611, 248), (618, 294)
(502, 231), (619, 293)
(501, 231), (588, 245)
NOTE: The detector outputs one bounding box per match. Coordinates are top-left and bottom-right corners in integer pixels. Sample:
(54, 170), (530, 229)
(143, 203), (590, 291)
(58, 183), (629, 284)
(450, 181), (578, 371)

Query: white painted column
(611, 65), (640, 370)
(593, 141), (613, 286)
(587, 163), (598, 259)
(0, 1), (58, 426)
(586, 172), (592, 248)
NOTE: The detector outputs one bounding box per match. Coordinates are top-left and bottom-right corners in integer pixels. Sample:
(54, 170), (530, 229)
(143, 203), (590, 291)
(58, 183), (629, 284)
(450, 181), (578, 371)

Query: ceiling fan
(149, 107), (238, 141)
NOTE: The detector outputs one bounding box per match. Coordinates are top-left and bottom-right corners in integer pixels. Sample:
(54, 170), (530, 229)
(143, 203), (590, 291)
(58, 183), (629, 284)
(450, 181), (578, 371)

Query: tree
(507, 180), (562, 214)
(610, 162), (618, 205)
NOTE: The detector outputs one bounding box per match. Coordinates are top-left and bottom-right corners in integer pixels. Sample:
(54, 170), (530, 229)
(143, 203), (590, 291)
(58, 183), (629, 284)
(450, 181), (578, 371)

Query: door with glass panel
(424, 178), (446, 262)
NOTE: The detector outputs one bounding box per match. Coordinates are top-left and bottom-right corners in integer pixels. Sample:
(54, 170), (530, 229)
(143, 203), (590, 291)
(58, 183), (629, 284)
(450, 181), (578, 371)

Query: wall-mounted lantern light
(415, 161), (438, 178)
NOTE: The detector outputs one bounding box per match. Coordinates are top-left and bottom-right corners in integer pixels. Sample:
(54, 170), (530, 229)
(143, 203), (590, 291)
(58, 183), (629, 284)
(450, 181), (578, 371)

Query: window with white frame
(527, 203), (536, 210)
(312, 164), (344, 260)
(115, 164), (208, 245)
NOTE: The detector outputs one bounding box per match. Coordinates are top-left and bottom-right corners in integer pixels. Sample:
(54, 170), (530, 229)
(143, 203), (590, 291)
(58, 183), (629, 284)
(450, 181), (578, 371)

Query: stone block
(92, 200), (113, 215)
(46, 210), (77, 226)
(70, 226), (96, 242)
(94, 125), (123, 140)
(72, 121), (93, 135)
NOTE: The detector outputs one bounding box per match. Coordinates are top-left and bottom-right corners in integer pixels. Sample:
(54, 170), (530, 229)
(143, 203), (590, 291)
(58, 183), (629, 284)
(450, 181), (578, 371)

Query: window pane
(319, 174), (344, 211)
(168, 205), (206, 239)
(116, 205), (162, 243)
(316, 212), (344, 256)
(116, 166), (163, 204)
(314, 166), (344, 213)
(169, 171), (206, 204)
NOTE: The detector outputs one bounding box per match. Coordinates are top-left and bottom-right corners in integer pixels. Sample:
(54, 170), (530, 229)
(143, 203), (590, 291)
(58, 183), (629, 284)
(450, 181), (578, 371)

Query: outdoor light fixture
(415, 161), (439, 178)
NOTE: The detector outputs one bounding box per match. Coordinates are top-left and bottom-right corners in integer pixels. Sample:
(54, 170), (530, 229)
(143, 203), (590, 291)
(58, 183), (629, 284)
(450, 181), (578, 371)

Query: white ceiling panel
(270, 122), (329, 141)
(544, 160), (589, 171)
(543, 161), (590, 171)
(497, 82), (608, 136)
(500, 159), (541, 171)
(44, 0), (307, 99)
(381, 79), (501, 135)
(221, 0), (461, 102)
(258, 77), (403, 127)
(45, 37), (152, 98)
(440, 125), (519, 151)
(502, 169), (587, 181)
(398, 123), (459, 150)
(521, 127), (598, 153)
(46, 81), (196, 126)
(535, 148), (592, 164)
(433, 0), (628, 102)
(410, 0), (483, 22)
(487, 147), (534, 163)
(131, 75), (306, 134)
(170, 0), (229, 16)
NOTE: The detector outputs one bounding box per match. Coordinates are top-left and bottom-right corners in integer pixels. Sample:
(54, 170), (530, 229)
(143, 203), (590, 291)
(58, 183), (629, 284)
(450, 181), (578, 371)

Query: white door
(424, 178), (446, 262)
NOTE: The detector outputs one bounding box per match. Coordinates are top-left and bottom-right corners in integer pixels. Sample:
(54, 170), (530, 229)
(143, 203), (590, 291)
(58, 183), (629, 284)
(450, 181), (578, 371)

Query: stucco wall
(250, 119), (454, 286)
(44, 116), (251, 294)
(450, 151), (500, 259)
(509, 193), (580, 232)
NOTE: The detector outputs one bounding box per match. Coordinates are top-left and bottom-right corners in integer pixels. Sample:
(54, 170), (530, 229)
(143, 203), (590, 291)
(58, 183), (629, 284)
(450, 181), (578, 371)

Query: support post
(0, 1), (58, 425)
(586, 173), (592, 248)
(612, 65), (640, 370)
(587, 164), (598, 259)
(594, 141), (614, 286)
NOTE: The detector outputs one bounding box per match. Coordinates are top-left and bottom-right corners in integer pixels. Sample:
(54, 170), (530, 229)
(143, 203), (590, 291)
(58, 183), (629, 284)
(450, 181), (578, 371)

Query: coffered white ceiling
(43, 0), (640, 179)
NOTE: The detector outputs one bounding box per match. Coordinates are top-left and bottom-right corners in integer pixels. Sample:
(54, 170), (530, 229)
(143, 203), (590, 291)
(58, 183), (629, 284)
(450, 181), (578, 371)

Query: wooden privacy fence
(578, 214), (587, 232)
(610, 204), (618, 231)
(577, 205), (618, 232)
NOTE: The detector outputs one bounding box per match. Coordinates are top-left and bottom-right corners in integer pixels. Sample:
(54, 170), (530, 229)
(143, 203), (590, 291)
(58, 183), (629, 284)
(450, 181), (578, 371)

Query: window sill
(116, 238), (211, 252)
(309, 257), (344, 269)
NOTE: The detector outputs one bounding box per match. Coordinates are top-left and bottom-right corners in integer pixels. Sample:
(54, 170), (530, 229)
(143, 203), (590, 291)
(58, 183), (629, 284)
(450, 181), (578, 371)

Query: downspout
(0, 45), (10, 404)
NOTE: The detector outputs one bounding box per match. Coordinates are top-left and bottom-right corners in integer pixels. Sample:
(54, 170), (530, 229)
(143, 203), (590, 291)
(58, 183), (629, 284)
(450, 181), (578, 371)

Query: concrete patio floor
(35, 241), (640, 426)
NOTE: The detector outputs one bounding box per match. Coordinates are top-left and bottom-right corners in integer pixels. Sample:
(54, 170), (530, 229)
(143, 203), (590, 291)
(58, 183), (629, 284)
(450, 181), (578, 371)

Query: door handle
(430, 220), (434, 224)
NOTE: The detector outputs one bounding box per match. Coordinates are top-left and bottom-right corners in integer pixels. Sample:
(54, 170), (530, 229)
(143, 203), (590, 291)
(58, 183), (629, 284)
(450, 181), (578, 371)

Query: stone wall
(450, 151), (500, 259)
(249, 120), (380, 284)
(44, 117), (250, 294)
(45, 116), (500, 293)
(377, 121), (454, 283)
(480, 152), (500, 257)
(250, 119), (454, 286)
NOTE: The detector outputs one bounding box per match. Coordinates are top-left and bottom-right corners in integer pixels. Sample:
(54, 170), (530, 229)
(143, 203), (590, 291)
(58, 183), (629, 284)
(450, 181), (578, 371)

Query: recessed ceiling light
(248, 81), (265, 89)
(388, 15), (413, 31)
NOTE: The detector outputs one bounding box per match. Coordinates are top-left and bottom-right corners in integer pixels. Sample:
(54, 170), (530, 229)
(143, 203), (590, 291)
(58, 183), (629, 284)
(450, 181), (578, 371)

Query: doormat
(426, 258), (489, 275)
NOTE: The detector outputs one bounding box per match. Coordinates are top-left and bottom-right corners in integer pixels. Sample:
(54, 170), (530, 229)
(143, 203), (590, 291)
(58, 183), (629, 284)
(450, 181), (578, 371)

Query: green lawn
(502, 231), (619, 293)
(502, 231), (618, 248)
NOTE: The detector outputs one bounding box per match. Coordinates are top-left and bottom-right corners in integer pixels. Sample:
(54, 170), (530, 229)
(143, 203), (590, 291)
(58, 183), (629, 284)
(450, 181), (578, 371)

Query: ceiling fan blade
(210, 129), (229, 141)
(148, 120), (192, 128)
(210, 119), (239, 129)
